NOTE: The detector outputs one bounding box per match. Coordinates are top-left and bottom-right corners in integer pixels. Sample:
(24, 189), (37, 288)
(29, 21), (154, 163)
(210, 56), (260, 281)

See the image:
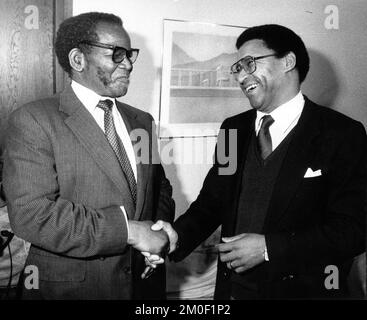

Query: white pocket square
(304, 168), (322, 178)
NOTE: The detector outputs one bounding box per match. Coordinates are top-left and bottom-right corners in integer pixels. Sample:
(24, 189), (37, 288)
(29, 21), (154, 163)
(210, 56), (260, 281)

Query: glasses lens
(126, 49), (139, 64)
(231, 61), (242, 74)
(112, 47), (127, 63)
(231, 56), (256, 75)
(112, 47), (139, 64)
(242, 57), (256, 74)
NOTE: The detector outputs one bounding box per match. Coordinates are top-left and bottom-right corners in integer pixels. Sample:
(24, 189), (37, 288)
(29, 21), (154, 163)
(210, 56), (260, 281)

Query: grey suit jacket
(3, 85), (175, 299)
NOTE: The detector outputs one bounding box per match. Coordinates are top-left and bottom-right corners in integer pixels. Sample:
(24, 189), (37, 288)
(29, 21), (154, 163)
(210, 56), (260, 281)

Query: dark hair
(236, 24), (310, 83)
(55, 12), (123, 76)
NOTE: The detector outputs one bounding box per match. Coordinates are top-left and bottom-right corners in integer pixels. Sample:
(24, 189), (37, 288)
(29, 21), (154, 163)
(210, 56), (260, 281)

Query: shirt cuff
(263, 240), (269, 261)
(120, 206), (129, 240)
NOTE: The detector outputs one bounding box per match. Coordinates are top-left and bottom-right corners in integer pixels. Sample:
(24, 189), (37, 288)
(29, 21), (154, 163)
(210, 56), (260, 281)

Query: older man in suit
(3, 12), (174, 300)
(151, 24), (367, 299)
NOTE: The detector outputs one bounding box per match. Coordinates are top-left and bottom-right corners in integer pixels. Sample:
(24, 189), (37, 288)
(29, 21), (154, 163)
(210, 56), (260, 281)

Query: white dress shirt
(255, 91), (305, 151)
(71, 80), (136, 232)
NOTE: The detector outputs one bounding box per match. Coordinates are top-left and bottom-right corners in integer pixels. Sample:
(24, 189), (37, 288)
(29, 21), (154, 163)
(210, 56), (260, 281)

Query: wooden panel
(55, 0), (73, 93)
(0, 0), (72, 147)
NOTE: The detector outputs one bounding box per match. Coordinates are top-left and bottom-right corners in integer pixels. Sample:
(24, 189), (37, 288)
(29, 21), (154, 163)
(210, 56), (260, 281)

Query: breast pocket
(294, 174), (327, 215)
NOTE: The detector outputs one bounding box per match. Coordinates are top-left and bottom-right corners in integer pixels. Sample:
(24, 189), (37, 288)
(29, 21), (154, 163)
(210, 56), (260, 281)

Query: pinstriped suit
(3, 85), (174, 299)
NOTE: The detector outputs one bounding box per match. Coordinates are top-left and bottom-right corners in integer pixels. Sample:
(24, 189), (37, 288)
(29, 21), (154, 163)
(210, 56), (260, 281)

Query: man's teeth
(245, 84), (258, 93)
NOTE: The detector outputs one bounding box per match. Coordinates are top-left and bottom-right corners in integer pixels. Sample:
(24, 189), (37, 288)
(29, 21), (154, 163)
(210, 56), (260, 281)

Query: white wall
(73, 0), (367, 299)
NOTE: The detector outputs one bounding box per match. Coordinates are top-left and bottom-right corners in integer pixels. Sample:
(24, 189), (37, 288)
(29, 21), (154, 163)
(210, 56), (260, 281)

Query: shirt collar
(255, 91), (304, 132)
(71, 80), (115, 112)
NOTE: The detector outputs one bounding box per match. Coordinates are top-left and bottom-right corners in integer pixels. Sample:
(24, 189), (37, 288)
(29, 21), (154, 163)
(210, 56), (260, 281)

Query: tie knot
(97, 99), (114, 112)
(260, 115), (274, 130)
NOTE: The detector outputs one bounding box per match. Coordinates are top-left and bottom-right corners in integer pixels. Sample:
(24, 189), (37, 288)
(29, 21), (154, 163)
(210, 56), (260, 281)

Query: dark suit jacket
(3, 85), (175, 299)
(172, 97), (367, 299)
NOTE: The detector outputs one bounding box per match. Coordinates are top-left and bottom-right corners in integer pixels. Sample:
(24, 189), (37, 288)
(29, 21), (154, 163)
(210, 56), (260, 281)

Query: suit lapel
(59, 86), (135, 216)
(116, 102), (149, 221)
(263, 98), (321, 230)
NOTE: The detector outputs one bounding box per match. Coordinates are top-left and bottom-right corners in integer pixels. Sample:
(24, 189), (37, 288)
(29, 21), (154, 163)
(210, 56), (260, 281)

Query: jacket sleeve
(3, 107), (129, 258)
(170, 119), (233, 261)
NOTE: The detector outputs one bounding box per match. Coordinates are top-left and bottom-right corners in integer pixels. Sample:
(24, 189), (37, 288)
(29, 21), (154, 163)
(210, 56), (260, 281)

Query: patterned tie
(97, 99), (137, 206)
(258, 115), (274, 159)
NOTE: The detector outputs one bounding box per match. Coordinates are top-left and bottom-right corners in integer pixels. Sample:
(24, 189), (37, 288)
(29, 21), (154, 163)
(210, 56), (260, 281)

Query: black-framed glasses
(230, 54), (277, 76)
(81, 41), (140, 64)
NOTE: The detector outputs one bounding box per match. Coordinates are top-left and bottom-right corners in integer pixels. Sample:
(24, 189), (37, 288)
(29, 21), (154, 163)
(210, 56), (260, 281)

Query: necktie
(97, 99), (137, 206)
(257, 115), (274, 159)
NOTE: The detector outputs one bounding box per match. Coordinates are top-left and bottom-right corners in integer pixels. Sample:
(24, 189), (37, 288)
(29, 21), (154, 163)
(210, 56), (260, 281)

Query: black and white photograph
(0, 0), (366, 310)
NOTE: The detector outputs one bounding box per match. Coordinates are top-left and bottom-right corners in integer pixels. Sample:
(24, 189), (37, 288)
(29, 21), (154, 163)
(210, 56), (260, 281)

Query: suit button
(123, 267), (131, 274)
(223, 271), (228, 277)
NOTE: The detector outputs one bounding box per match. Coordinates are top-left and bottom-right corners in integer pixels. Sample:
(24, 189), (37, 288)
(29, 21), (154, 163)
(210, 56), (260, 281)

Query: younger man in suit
(151, 24), (367, 299)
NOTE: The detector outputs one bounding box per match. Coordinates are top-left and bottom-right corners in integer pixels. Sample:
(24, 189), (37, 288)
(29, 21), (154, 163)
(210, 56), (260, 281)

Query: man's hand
(140, 251), (164, 279)
(128, 220), (169, 255)
(151, 220), (178, 254)
(216, 233), (266, 273)
(140, 220), (178, 279)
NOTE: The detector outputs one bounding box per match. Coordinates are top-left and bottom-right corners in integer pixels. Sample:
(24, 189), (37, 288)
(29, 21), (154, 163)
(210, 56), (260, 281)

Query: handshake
(127, 220), (178, 279)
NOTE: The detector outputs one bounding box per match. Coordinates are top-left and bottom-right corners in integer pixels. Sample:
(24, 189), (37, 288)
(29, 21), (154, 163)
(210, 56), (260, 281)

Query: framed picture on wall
(159, 19), (248, 138)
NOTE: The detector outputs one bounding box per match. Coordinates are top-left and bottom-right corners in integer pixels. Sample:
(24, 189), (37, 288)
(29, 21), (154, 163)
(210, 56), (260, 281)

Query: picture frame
(159, 19), (248, 138)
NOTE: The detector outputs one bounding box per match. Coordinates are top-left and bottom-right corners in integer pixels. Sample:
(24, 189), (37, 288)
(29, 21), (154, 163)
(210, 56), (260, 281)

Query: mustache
(96, 67), (130, 86)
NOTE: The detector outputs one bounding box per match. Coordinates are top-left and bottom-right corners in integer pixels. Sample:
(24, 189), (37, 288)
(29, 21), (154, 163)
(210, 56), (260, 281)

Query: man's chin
(107, 86), (129, 98)
(247, 97), (262, 110)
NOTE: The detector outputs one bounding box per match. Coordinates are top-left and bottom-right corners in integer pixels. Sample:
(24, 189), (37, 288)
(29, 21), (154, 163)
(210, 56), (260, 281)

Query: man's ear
(284, 51), (296, 73)
(68, 48), (85, 73)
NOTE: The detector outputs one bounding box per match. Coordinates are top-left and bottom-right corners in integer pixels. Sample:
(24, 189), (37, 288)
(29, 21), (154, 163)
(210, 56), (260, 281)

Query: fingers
(141, 252), (165, 264)
(147, 256), (165, 264)
(225, 258), (250, 273)
(151, 220), (165, 231)
(217, 235), (243, 251)
(128, 220), (169, 254)
(151, 220), (178, 254)
(222, 233), (246, 243)
(234, 266), (248, 273)
(141, 256), (159, 280)
(217, 233), (248, 253)
(219, 251), (237, 263)
(216, 241), (236, 253)
(218, 233), (266, 274)
(151, 220), (175, 239)
(141, 251), (150, 257)
(141, 252), (165, 279)
(141, 266), (155, 279)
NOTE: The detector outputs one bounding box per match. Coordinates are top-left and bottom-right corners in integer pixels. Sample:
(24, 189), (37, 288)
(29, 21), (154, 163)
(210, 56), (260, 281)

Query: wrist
(127, 221), (138, 245)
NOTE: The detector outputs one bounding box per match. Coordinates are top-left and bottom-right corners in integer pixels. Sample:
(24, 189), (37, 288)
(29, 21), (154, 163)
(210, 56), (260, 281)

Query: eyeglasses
(230, 54), (277, 76)
(81, 41), (140, 64)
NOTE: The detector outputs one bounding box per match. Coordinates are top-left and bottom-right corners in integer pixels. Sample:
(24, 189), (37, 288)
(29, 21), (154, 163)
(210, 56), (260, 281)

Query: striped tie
(97, 99), (137, 206)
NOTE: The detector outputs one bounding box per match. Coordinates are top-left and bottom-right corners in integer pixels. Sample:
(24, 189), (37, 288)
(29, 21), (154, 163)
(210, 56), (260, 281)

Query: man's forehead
(237, 39), (269, 57)
(95, 22), (130, 42)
